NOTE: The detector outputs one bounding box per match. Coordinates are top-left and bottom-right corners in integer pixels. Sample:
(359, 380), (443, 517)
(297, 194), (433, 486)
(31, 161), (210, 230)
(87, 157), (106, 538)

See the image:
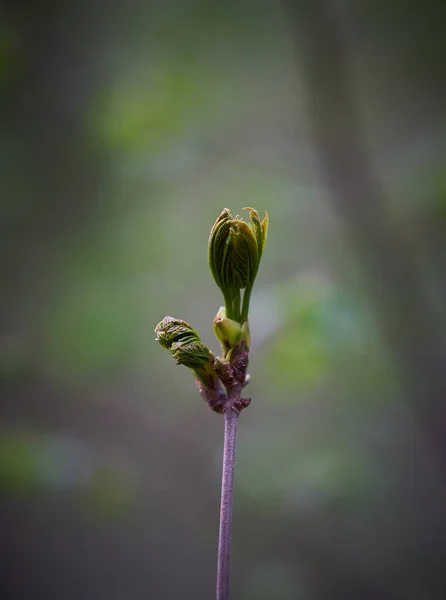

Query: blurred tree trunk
(0, 0), (107, 350)
(282, 0), (446, 474)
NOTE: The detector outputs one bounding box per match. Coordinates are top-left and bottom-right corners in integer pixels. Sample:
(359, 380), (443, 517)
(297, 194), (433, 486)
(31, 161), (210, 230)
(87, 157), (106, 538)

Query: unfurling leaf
(155, 317), (220, 389)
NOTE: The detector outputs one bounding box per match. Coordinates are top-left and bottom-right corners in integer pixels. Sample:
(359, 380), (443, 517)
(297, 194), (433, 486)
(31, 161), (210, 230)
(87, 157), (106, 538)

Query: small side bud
(233, 397), (251, 414)
(213, 307), (243, 355)
(213, 307), (252, 359)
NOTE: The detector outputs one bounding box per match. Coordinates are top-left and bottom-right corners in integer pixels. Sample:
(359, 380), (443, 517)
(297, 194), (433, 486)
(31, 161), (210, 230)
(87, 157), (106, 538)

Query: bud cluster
(154, 207), (268, 414)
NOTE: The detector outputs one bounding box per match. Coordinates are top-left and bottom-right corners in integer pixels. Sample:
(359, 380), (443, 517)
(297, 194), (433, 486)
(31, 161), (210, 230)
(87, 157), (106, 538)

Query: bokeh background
(1, 1), (446, 598)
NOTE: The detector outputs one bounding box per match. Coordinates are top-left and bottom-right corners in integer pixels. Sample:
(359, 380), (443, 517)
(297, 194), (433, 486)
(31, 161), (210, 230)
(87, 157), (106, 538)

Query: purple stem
(216, 406), (239, 600)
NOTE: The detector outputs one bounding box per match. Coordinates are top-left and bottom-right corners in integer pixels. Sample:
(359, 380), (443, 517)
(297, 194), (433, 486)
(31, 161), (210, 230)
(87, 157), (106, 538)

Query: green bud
(155, 316), (216, 383)
(208, 207), (268, 323)
(213, 307), (242, 353)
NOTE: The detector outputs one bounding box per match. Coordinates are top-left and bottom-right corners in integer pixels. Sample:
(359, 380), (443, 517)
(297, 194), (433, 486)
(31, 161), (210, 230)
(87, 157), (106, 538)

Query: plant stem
(223, 290), (234, 320)
(216, 406), (239, 600)
(232, 288), (241, 323)
(240, 284), (252, 324)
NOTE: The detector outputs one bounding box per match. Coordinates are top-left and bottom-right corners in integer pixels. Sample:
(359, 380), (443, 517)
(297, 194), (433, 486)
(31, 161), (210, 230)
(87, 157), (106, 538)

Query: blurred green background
(1, 1), (446, 598)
